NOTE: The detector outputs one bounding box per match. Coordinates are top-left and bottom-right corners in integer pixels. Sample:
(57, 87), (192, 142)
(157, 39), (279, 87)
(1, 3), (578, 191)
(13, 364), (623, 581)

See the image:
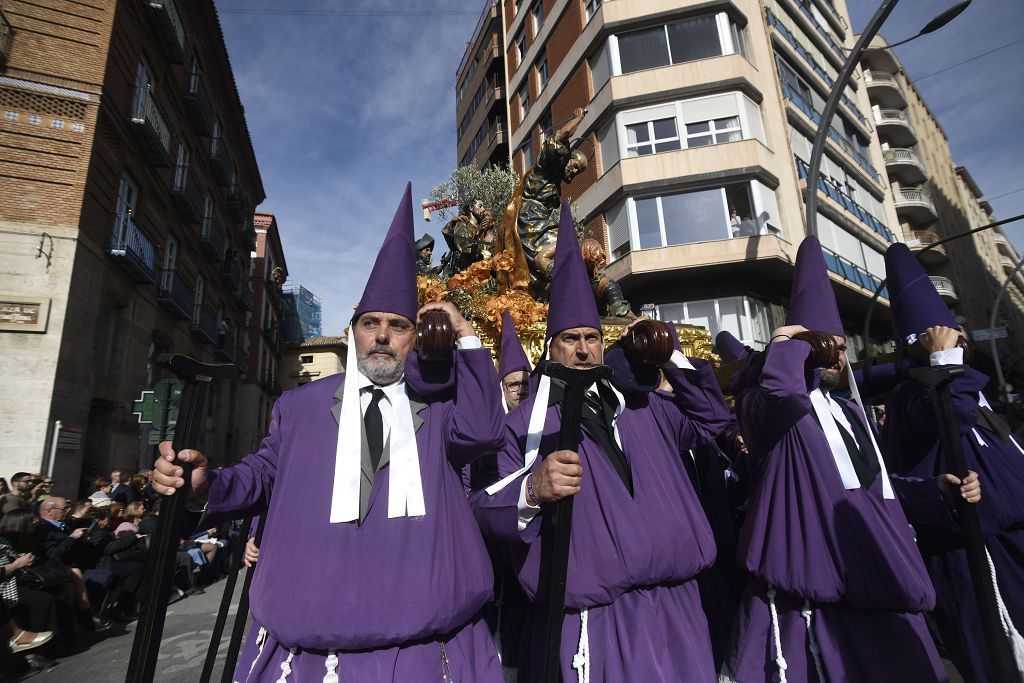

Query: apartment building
(455, 0), (513, 170)
(861, 38), (1024, 383)
(470, 0), (903, 356)
(0, 1), (265, 492)
(233, 212), (287, 455)
(281, 335), (347, 393)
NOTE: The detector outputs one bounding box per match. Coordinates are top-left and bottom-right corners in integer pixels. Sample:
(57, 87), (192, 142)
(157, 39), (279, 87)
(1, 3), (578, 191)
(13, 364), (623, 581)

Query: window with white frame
(530, 0), (544, 35)
(536, 52), (548, 93)
(612, 12), (747, 76)
(174, 143), (189, 190)
(605, 93), (765, 166)
(603, 179), (781, 258)
(585, 0), (603, 22)
(518, 82), (530, 121)
(657, 296), (771, 349)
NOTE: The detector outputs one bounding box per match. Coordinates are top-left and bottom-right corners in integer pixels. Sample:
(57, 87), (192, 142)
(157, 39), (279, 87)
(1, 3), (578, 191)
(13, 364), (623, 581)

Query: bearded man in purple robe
(153, 184), (505, 682)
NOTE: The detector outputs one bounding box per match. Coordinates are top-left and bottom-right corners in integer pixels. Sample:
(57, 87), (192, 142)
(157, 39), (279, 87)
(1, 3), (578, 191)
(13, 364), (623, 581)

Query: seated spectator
(128, 475), (148, 509)
(116, 502), (145, 536)
(110, 471), (133, 505)
(32, 499), (109, 632)
(87, 477), (113, 510)
(89, 507), (147, 620)
(65, 500), (93, 531)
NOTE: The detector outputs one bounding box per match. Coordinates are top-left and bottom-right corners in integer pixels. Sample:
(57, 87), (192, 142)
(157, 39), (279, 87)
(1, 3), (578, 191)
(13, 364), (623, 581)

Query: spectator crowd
(0, 469), (241, 678)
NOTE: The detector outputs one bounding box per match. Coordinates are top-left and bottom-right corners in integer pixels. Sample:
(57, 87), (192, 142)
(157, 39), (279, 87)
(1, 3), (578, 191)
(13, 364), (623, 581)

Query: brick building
(466, 0), (915, 356)
(0, 0), (266, 495)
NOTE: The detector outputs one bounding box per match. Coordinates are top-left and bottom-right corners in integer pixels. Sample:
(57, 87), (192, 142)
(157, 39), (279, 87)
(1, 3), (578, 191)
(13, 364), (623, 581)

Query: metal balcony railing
(237, 283), (253, 310)
(821, 246), (887, 297)
(172, 165), (205, 223)
(157, 268), (194, 320)
(240, 218), (257, 251)
(191, 303), (219, 344)
(795, 156), (895, 242)
(147, 0), (185, 64)
(864, 70), (897, 86)
(221, 256), (242, 291)
(107, 213), (157, 282)
(210, 137), (234, 186)
(782, 84), (880, 182)
(227, 183), (248, 222)
(883, 147), (921, 166)
(0, 10), (13, 66)
(185, 70), (215, 136)
(216, 329), (236, 361)
(200, 215), (226, 262)
(790, 0), (846, 62)
(895, 188), (937, 213)
(236, 346), (249, 374)
(929, 275), (958, 302)
(130, 86), (172, 166)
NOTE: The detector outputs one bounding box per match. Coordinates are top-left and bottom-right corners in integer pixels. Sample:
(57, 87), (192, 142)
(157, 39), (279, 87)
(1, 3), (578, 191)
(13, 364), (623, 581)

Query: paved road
(10, 573), (253, 682)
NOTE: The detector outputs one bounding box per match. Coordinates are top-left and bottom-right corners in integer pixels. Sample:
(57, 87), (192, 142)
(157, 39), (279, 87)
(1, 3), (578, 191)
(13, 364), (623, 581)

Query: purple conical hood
(546, 201), (600, 338)
(353, 182), (418, 323)
(885, 242), (957, 345)
(786, 235), (844, 336)
(498, 310), (532, 379)
(715, 330), (749, 364)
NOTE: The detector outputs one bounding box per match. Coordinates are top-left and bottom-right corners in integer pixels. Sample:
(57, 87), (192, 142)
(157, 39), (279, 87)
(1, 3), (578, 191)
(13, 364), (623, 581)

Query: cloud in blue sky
(218, 0), (1024, 336)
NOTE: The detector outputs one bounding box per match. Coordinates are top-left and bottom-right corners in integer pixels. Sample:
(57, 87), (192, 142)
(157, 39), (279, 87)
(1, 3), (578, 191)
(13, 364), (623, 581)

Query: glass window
(530, 0), (544, 33)
(685, 116), (741, 147)
(515, 29), (526, 65)
(633, 197), (662, 249)
(666, 15), (722, 63)
(617, 26), (671, 73)
(518, 83), (530, 120)
(625, 118), (679, 156)
(585, 0), (603, 21)
(661, 188), (726, 244)
(606, 198), (630, 261)
(536, 53), (549, 92)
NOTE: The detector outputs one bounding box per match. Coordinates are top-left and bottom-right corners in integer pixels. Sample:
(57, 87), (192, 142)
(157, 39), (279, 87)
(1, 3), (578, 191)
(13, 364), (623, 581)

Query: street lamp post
(802, 0), (971, 240)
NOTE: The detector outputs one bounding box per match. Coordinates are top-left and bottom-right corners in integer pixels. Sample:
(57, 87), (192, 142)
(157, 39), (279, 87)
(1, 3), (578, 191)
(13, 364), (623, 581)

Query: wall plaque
(0, 296), (51, 333)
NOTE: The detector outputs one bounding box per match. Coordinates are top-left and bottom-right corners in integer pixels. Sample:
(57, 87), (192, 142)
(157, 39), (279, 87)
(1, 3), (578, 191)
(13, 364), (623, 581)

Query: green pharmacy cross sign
(132, 379), (183, 445)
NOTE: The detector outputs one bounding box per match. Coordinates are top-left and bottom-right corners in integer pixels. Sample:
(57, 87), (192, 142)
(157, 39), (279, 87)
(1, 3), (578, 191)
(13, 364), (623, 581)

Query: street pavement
(8, 574), (252, 682)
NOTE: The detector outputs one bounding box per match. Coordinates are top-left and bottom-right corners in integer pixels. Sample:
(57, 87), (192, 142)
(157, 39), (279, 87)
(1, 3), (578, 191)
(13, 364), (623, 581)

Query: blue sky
(217, 0), (1024, 337)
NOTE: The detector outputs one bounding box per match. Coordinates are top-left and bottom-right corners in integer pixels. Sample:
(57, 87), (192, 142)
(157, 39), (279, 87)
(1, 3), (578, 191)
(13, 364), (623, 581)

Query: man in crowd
(722, 236), (979, 682)
(498, 309), (532, 413)
(110, 470), (132, 505)
(153, 184), (506, 681)
(473, 202), (730, 681)
(1, 473), (46, 516)
(884, 242), (1024, 682)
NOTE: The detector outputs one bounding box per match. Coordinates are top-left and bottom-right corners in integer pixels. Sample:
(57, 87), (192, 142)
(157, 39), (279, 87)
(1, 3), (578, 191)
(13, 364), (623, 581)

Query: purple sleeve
(469, 417), (543, 544)
(889, 367), (989, 439)
(890, 474), (957, 529)
(660, 358), (731, 449)
(203, 400), (282, 527)
(445, 348), (505, 468)
(739, 340), (813, 453)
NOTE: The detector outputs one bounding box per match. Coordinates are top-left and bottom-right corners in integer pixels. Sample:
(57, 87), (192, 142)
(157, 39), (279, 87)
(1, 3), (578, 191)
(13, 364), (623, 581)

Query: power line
(911, 36), (1024, 83)
(219, 8), (479, 17)
(987, 187), (1024, 203)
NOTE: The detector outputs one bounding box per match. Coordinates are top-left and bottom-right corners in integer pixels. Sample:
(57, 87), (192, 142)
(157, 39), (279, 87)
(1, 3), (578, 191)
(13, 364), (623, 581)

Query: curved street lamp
(803, 0), (972, 240)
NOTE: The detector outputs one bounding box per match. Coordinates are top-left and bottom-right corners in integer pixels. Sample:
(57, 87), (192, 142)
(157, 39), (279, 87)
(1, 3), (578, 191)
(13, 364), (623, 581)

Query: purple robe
(204, 348), (505, 682)
(472, 359), (730, 681)
(887, 363), (1024, 682)
(726, 339), (947, 682)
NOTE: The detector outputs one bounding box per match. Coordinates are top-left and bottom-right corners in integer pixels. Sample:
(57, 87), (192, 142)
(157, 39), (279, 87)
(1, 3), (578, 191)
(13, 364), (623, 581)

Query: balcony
(215, 329), (236, 362)
(227, 183), (248, 222)
(908, 229), (947, 265)
(790, 0), (846, 63)
(107, 213), (157, 283)
(130, 86), (172, 167)
(863, 70), (906, 109)
(221, 256), (241, 292)
(796, 157), (895, 242)
(874, 108), (917, 147)
(930, 275), (958, 303)
(894, 188), (938, 225)
(262, 324), (281, 354)
(236, 346), (249, 375)
(148, 1), (185, 63)
(0, 10), (12, 66)
(210, 137), (234, 186)
(1001, 255), (1018, 272)
(240, 218), (257, 251)
(237, 283), (253, 310)
(200, 215), (226, 262)
(157, 269), (194, 320)
(883, 147), (926, 185)
(185, 70), (215, 136)
(994, 233), (1015, 258)
(822, 246), (887, 297)
(172, 165), (205, 223)
(191, 303), (218, 344)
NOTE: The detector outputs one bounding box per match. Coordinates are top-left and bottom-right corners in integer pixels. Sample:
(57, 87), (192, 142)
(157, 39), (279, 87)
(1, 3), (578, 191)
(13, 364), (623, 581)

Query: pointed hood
(353, 182), (418, 323)
(885, 242), (957, 345)
(546, 201), (600, 339)
(498, 310), (532, 379)
(715, 330), (749, 364)
(786, 236), (844, 336)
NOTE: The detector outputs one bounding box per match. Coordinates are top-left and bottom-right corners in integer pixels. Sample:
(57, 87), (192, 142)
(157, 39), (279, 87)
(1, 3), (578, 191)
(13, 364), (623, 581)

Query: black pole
(220, 512), (269, 683)
(199, 516), (253, 683)
(125, 355), (237, 683)
(910, 366), (1019, 681)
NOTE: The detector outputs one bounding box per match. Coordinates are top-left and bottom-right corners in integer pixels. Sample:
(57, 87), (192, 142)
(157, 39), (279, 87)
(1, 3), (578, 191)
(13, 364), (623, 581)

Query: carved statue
(495, 107), (588, 296)
(581, 238), (634, 318)
(414, 233), (437, 276)
(439, 199), (495, 279)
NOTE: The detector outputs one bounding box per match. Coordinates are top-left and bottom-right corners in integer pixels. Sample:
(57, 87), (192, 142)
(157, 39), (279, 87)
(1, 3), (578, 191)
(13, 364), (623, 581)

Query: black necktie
(583, 384), (633, 495)
(364, 388), (386, 472)
(978, 405), (1013, 442)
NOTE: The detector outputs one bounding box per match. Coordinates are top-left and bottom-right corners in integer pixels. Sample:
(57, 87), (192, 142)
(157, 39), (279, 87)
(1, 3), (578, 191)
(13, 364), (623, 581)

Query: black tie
(978, 405), (1013, 443)
(582, 384), (633, 495)
(364, 388), (387, 472)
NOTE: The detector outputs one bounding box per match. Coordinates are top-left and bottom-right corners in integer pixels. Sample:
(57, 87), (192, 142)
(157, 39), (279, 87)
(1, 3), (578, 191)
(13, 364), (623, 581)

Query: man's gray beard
(357, 349), (405, 386)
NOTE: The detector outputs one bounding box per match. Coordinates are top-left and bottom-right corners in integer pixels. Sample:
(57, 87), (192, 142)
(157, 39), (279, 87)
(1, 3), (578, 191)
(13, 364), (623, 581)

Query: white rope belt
(572, 609), (590, 683)
(985, 547), (1024, 679)
(800, 600), (825, 682)
(767, 585), (788, 683)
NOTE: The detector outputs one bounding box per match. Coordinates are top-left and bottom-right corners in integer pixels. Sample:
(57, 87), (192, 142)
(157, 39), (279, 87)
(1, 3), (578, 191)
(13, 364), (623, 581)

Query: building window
(536, 52), (549, 93)
(530, 0), (544, 35)
(4, 111), (17, 121)
(584, 0), (603, 22)
(523, 138), (534, 168)
(518, 82), (531, 121)
(685, 116), (741, 147)
(174, 143), (189, 189)
(625, 117), (680, 156)
(604, 180), (781, 259)
(300, 354), (313, 364)
(27, 114), (40, 125)
(656, 296), (771, 350)
(51, 119), (64, 129)
(612, 12), (746, 76)
(514, 27), (527, 66)
(538, 109), (553, 143)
